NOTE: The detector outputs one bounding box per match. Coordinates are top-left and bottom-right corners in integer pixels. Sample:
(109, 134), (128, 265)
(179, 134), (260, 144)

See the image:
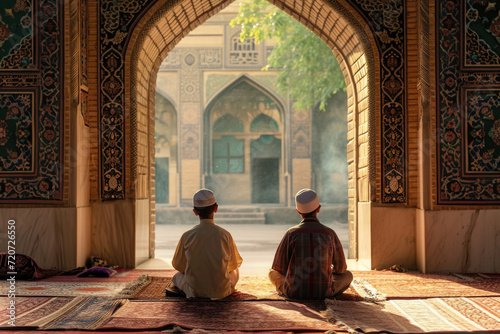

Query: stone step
(216, 211), (265, 217)
(217, 207), (264, 213)
(216, 217), (266, 224)
(216, 211), (266, 224)
(155, 205), (348, 225)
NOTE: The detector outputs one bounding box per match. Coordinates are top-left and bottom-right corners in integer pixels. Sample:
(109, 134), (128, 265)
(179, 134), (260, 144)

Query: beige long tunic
(172, 219), (243, 299)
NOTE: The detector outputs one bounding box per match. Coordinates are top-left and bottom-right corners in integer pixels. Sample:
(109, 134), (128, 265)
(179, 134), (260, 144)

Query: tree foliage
(230, 0), (346, 111)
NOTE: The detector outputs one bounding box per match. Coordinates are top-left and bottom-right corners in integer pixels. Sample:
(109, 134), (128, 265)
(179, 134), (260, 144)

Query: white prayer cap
(295, 189), (320, 213)
(193, 189), (216, 207)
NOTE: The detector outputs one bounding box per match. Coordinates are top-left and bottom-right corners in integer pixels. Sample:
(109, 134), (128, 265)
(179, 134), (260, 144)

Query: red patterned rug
(38, 296), (126, 330)
(99, 300), (342, 332)
(0, 281), (137, 298)
(0, 296), (125, 330)
(130, 276), (259, 300)
(41, 268), (176, 283)
(0, 274), (150, 298)
(0, 296), (73, 328)
(131, 275), (363, 301)
(325, 297), (500, 333)
(352, 270), (500, 299)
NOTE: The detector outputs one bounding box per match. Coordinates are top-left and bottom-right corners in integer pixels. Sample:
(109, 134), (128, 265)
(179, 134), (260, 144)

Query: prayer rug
(115, 274), (152, 298)
(41, 268), (177, 283)
(131, 276), (259, 300)
(352, 270), (500, 299)
(0, 296), (125, 330)
(234, 276), (363, 301)
(38, 296), (127, 330)
(325, 297), (500, 333)
(99, 300), (342, 332)
(236, 276), (363, 301)
(132, 275), (363, 301)
(0, 281), (130, 297)
(352, 270), (481, 283)
(0, 296), (73, 328)
(0, 274), (149, 298)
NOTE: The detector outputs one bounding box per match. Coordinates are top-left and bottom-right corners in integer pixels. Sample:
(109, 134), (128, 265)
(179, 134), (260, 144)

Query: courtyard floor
(154, 221), (351, 275)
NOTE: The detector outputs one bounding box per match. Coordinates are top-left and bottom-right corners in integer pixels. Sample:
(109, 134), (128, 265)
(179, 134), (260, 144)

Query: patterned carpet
(0, 296), (73, 328)
(131, 275), (363, 301)
(131, 276), (262, 300)
(325, 297), (500, 333)
(323, 271), (500, 333)
(1, 269), (500, 332)
(0, 296), (126, 330)
(0, 281), (132, 297)
(0, 268), (168, 299)
(351, 270), (500, 299)
(41, 268), (176, 283)
(99, 299), (340, 331)
(38, 297), (126, 330)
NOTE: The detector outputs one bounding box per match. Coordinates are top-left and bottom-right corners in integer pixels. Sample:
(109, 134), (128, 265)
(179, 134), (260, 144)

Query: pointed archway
(94, 0), (392, 268)
(203, 76), (285, 205)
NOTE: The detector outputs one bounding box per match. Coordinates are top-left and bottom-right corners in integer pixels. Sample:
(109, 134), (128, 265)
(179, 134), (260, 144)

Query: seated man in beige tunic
(167, 189), (243, 299)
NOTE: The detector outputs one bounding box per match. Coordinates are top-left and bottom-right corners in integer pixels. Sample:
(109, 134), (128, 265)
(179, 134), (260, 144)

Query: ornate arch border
(338, 0), (406, 204)
(98, 0), (406, 205)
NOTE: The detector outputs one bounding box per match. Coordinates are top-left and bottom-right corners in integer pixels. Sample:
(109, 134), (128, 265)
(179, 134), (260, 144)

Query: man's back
(269, 189), (352, 300)
(271, 218), (346, 299)
(173, 219), (242, 299)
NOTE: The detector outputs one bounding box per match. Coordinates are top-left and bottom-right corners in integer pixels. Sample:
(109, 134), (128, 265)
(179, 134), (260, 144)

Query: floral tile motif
(465, 89), (500, 174)
(348, 0), (406, 203)
(99, 0), (149, 200)
(0, 91), (34, 173)
(0, 0), (63, 202)
(0, 0), (35, 70)
(438, 0), (500, 204)
(464, 0), (500, 68)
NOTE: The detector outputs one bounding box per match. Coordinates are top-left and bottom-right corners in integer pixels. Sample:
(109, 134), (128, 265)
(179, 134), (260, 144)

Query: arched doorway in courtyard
(204, 77), (285, 205)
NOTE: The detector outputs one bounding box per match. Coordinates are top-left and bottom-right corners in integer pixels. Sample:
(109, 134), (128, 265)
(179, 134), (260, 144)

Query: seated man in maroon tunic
(268, 189), (353, 300)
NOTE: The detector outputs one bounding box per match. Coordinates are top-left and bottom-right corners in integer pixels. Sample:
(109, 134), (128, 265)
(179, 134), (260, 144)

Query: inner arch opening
(126, 0), (377, 271)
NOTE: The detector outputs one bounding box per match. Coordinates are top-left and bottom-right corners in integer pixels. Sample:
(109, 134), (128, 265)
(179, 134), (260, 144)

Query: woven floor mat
(99, 299), (342, 332)
(325, 297), (500, 333)
(351, 270), (500, 299)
